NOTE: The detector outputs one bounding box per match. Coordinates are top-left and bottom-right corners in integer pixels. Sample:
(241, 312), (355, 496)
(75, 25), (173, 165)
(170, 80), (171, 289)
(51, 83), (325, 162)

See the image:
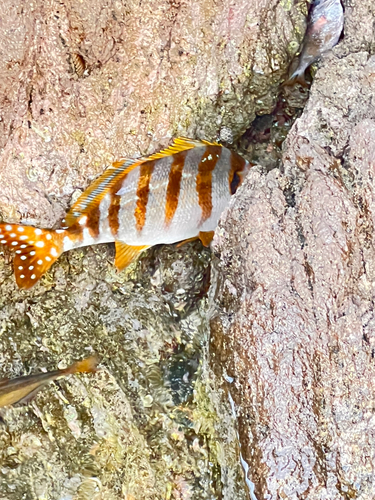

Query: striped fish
(0, 137), (252, 289)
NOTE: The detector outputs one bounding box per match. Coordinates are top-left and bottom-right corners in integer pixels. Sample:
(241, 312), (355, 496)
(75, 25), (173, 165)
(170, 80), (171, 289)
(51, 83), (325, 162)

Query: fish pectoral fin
(198, 231), (214, 247)
(115, 242), (149, 271)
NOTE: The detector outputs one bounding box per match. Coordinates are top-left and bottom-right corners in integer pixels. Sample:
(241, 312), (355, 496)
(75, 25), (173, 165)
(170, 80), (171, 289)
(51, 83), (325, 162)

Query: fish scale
(0, 137), (252, 289)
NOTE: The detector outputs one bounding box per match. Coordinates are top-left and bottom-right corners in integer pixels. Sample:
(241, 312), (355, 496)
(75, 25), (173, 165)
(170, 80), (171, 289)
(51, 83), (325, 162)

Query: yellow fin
(175, 230), (215, 248)
(198, 230), (214, 247)
(115, 242), (149, 271)
(144, 137), (220, 162)
(64, 137), (221, 228)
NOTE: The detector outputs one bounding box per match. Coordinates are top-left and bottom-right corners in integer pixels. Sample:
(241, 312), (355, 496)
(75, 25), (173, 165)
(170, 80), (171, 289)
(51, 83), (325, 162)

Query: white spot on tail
(21, 255), (26, 260)
(11, 242), (18, 246)
(10, 233), (16, 237)
(19, 235), (28, 240)
(37, 260), (43, 265)
(36, 241), (44, 248)
(20, 274), (25, 279)
(50, 248), (58, 257)
(56, 229), (65, 234)
(46, 234), (52, 240)
(29, 266), (34, 270)
(5, 225), (12, 231)
(31, 274), (36, 280)
(63, 236), (74, 252)
(45, 256), (51, 262)
(30, 251), (36, 256)
(17, 227), (24, 232)
(1, 240), (6, 244)
(16, 250), (21, 254)
(20, 245), (27, 249)
(18, 266), (23, 270)
(35, 229), (42, 235)
(79, 216), (88, 226)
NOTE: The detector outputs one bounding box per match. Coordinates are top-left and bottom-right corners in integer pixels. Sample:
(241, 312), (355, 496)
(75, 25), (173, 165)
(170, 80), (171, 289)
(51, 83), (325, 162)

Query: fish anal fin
(198, 231), (214, 247)
(115, 242), (149, 272)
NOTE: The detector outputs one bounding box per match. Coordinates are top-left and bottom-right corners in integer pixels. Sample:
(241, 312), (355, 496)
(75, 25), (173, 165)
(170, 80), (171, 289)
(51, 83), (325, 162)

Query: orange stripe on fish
(165, 150), (188, 226)
(108, 178), (124, 236)
(134, 161), (155, 232)
(64, 138), (218, 229)
(196, 145), (222, 224)
(87, 205), (100, 239)
(0, 137), (251, 289)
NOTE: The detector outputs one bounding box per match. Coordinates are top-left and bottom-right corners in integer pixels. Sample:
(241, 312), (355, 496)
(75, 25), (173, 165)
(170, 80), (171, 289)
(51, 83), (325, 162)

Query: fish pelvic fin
(115, 241), (149, 271)
(0, 223), (66, 289)
(65, 137), (221, 228)
(63, 355), (99, 376)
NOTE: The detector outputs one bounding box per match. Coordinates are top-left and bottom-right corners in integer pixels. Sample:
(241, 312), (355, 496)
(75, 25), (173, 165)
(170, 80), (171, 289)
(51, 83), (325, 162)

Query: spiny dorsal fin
(65, 158), (136, 227)
(64, 137), (221, 228)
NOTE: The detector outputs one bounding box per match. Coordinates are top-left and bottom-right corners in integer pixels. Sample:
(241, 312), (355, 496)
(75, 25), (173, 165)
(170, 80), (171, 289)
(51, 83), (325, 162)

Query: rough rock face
(0, 0), (306, 226)
(0, 2), (309, 498)
(211, 0), (375, 498)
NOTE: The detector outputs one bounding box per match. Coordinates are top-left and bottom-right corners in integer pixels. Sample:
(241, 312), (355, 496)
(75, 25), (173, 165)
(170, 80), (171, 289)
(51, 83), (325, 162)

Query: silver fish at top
(286, 0), (344, 85)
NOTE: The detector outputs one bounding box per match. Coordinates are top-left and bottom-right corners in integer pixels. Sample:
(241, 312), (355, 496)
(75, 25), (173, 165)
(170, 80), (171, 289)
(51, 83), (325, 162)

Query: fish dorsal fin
(142, 137), (220, 162)
(64, 137), (220, 228)
(115, 242), (149, 271)
(65, 158), (137, 227)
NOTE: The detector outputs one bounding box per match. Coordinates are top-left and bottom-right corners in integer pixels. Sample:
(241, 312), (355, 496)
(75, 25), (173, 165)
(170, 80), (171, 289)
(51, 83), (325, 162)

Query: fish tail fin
(283, 68), (308, 87)
(0, 223), (66, 289)
(64, 356), (99, 375)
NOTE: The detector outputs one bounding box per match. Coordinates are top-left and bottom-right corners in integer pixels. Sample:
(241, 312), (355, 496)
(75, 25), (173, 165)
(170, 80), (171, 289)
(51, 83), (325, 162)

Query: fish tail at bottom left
(0, 223), (67, 289)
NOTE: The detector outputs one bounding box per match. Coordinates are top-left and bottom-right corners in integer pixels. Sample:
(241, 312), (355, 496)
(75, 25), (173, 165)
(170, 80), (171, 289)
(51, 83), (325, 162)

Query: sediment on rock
(210, 0), (375, 498)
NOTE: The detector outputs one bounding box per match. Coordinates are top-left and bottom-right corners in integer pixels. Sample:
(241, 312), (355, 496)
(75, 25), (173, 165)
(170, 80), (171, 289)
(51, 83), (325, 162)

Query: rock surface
(0, 0), (306, 226)
(211, 0), (375, 498)
(0, 2), (308, 498)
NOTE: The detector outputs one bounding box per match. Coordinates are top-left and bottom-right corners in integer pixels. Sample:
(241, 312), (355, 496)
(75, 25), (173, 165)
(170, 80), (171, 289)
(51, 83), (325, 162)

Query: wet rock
(211, 0), (375, 497)
(0, 1), (309, 498)
(0, 242), (222, 499)
(0, 0), (306, 226)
